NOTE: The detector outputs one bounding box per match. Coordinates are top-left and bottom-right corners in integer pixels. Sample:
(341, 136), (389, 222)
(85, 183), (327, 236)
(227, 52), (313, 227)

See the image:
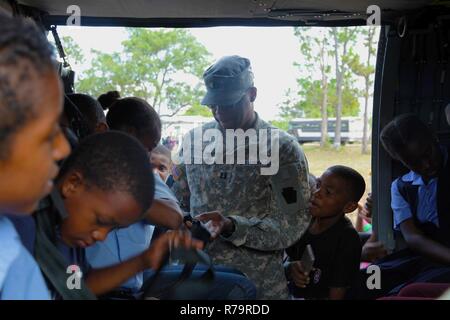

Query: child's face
(150, 152), (171, 182)
(60, 172), (143, 248)
(310, 171), (356, 218)
(397, 140), (442, 180)
(0, 71), (70, 215)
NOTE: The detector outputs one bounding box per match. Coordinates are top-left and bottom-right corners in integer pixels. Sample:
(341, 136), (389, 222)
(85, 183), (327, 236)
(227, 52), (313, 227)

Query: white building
(161, 115), (213, 143)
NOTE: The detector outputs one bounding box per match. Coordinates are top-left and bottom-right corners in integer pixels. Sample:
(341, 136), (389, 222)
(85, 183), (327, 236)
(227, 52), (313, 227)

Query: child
(350, 114), (450, 300)
(284, 165), (364, 300)
(26, 131), (203, 299)
(86, 98), (256, 299)
(357, 193), (388, 265)
(356, 192), (373, 233)
(86, 97), (183, 294)
(383, 114), (450, 239)
(97, 90), (120, 111)
(373, 114), (450, 298)
(0, 15), (71, 299)
(66, 93), (108, 135)
(151, 144), (173, 184)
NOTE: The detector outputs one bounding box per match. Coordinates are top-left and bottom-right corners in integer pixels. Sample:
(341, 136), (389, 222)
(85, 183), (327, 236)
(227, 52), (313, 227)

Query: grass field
(301, 143), (372, 224)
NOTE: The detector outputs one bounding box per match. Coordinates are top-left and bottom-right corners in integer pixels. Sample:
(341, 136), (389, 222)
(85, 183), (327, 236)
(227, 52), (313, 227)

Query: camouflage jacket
(171, 113), (311, 299)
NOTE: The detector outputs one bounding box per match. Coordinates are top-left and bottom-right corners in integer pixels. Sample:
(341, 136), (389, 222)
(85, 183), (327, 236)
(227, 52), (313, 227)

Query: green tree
(183, 103), (211, 117)
(269, 119), (289, 131)
(293, 27), (331, 147)
(61, 36), (85, 65)
(348, 27), (377, 154)
(280, 79), (359, 119)
(331, 27), (358, 149)
(74, 28), (212, 117)
(282, 27), (361, 148)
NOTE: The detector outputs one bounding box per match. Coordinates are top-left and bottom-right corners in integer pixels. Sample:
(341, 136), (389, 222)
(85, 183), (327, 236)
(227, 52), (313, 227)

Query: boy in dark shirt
(285, 165), (364, 300)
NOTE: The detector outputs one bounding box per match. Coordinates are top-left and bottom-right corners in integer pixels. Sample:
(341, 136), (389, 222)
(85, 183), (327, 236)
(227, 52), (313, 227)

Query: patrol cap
(201, 55), (254, 107)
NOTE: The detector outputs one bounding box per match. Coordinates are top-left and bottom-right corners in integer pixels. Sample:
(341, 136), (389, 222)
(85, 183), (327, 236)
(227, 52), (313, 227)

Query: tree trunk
(333, 28), (343, 149)
(362, 82), (369, 154)
(362, 27), (374, 155)
(153, 67), (169, 115)
(334, 74), (343, 149)
(320, 37), (328, 148)
(321, 78), (328, 147)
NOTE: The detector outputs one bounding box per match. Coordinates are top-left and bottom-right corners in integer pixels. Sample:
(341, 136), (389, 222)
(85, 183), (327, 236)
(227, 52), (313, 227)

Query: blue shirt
(10, 194), (93, 300)
(0, 215), (50, 300)
(56, 230), (91, 275)
(391, 147), (448, 230)
(86, 173), (179, 292)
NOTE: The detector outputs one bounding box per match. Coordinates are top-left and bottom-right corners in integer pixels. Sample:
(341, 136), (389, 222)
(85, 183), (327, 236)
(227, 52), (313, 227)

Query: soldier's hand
(142, 230), (204, 270)
(196, 211), (235, 240)
(288, 261), (310, 288)
(183, 220), (193, 230)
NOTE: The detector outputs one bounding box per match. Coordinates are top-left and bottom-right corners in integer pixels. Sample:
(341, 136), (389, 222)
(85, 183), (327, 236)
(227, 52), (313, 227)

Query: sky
(55, 26), (379, 121)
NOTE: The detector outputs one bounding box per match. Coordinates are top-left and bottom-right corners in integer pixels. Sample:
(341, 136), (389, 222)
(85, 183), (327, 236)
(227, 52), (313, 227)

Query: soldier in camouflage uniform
(171, 56), (311, 299)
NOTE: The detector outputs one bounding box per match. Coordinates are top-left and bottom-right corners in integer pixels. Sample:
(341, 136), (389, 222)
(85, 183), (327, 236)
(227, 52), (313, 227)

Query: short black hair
(106, 97), (161, 147)
(58, 131), (155, 215)
(98, 90), (120, 110)
(327, 165), (366, 202)
(152, 144), (171, 160)
(380, 113), (436, 160)
(66, 93), (106, 134)
(0, 15), (56, 160)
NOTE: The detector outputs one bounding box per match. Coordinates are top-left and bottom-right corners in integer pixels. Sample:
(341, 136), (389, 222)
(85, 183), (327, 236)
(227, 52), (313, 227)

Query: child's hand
(365, 193), (373, 213)
(142, 230), (204, 270)
(288, 261), (311, 288)
(357, 206), (372, 225)
(361, 239), (387, 262)
(360, 193), (373, 222)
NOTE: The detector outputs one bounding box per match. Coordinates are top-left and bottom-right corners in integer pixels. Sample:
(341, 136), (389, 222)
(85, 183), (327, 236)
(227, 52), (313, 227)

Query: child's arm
(400, 219), (450, 265)
(356, 194), (373, 232)
(284, 261), (310, 288)
(361, 232), (388, 262)
(84, 230), (203, 296)
(144, 198), (183, 230)
(355, 204), (364, 232)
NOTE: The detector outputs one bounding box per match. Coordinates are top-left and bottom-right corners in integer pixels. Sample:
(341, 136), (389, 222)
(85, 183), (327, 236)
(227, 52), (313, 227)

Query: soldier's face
(211, 88), (257, 130)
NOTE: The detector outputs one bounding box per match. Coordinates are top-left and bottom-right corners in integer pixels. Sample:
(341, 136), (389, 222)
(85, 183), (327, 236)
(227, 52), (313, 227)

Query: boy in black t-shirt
(284, 165), (364, 300)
